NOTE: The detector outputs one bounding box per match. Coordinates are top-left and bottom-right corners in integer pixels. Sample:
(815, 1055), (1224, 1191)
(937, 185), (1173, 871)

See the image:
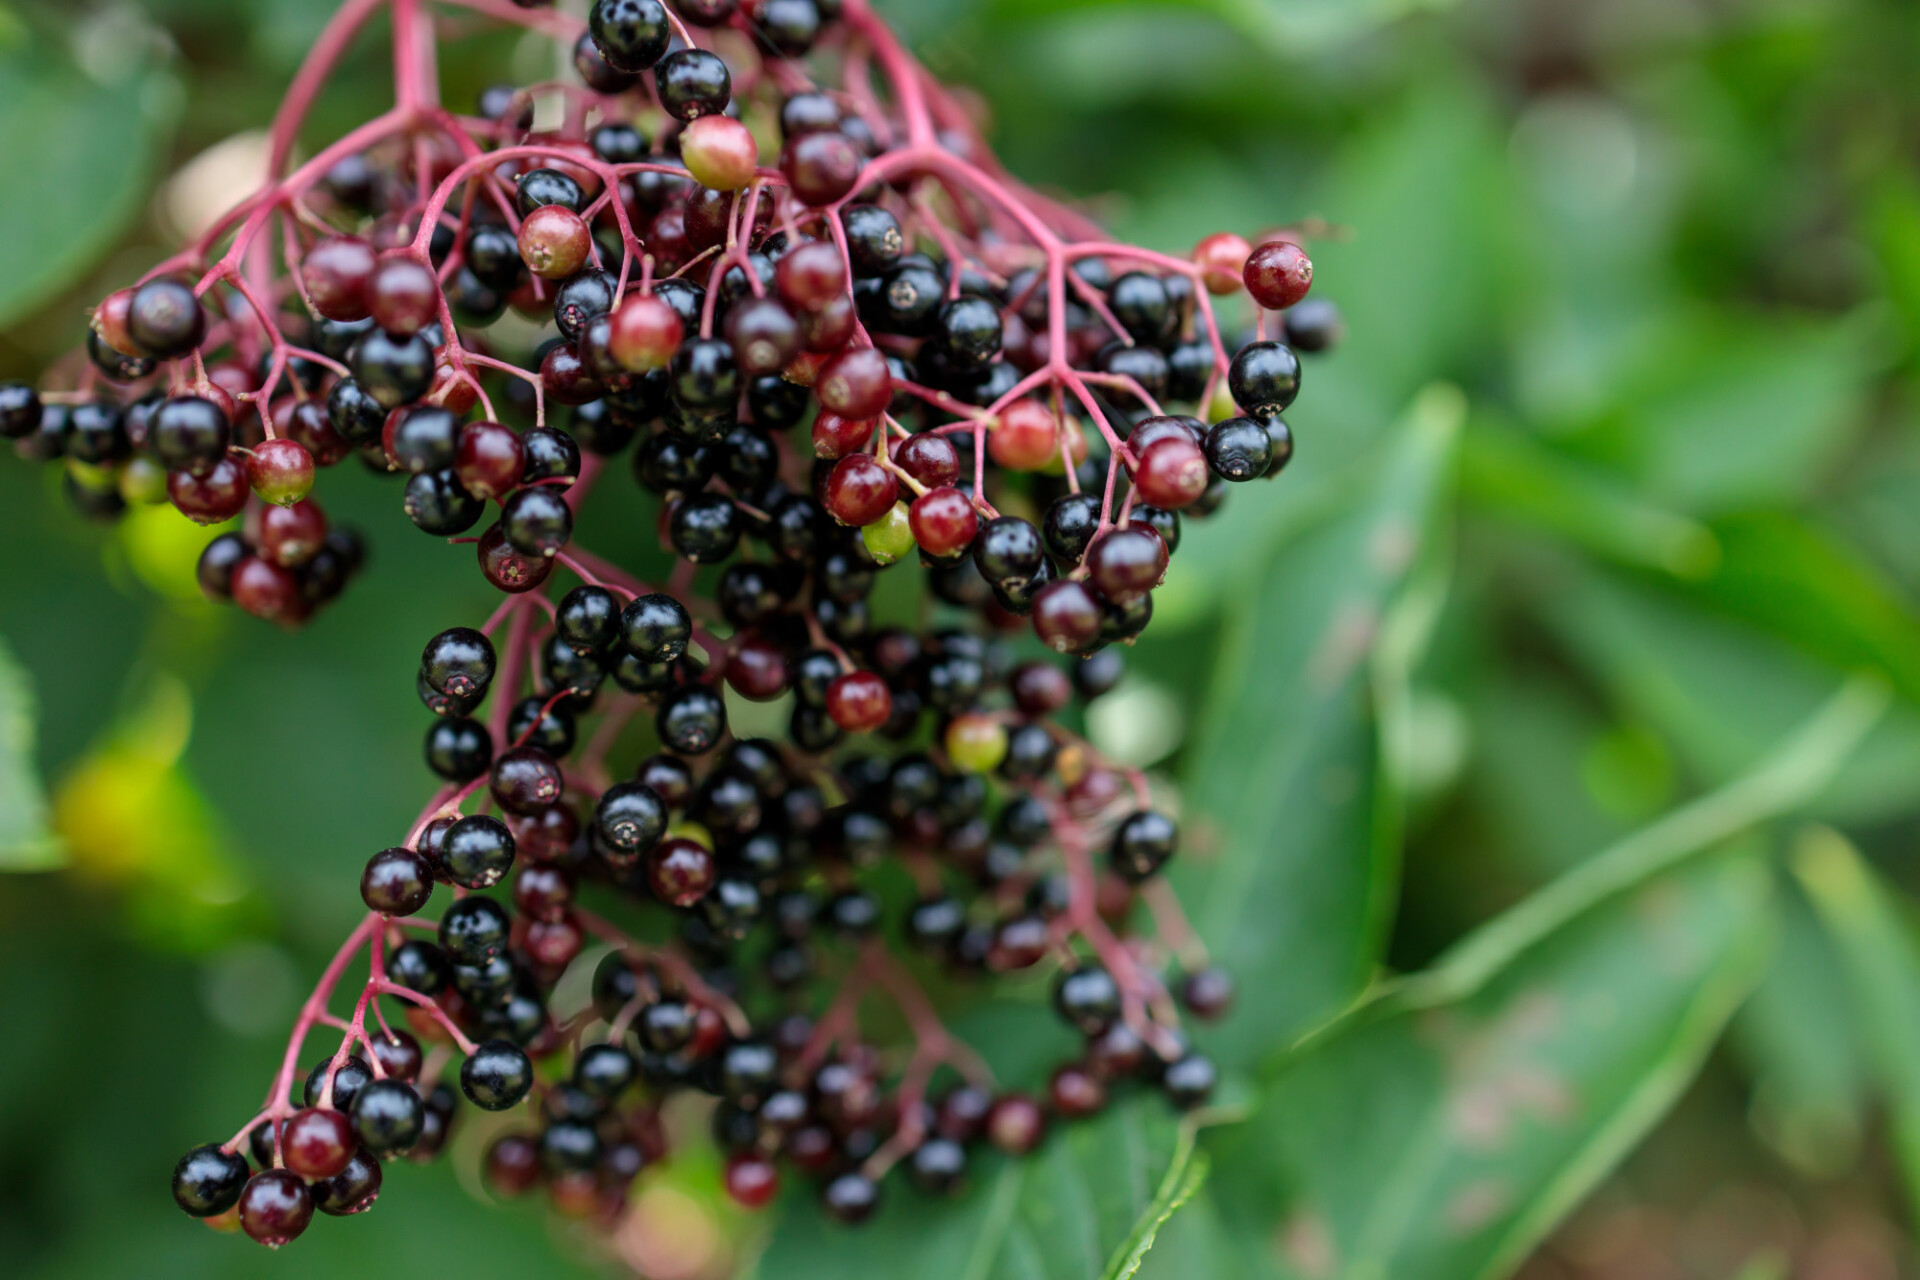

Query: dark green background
(3, 0), (1920, 1277)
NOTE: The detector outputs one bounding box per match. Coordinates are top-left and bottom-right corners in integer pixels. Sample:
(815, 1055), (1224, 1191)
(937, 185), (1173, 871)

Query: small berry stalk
(3, 0), (1339, 1254)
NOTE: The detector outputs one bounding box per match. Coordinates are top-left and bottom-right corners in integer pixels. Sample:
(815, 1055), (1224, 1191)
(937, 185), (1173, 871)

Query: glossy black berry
(934, 295), (1003, 369)
(657, 683), (727, 754)
(972, 515), (1046, 590)
(1110, 809), (1177, 882)
(327, 377), (386, 446)
(575, 1042), (638, 1101)
(822, 1171), (880, 1223)
(1283, 298), (1343, 353)
(507, 695), (577, 756)
(423, 627), (495, 699)
(352, 328), (435, 408)
(439, 894), (512, 963)
(1054, 965), (1122, 1034)
(461, 1039), (534, 1111)
(311, 1146), (382, 1215)
(390, 940), (452, 996)
(595, 781), (667, 857)
(500, 485), (574, 558)
(1228, 340), (1301, 416)
(1205, 415), (1273, 482)
(361, 846), (435, 915)
(128, 278), (206, 358)
(1108, 271), (1175, 345)
(443, 814), (516, 890)
(425, 716), (493, 782)
(590, 0), (671, 73)
(152, 396), (230, 476)
(554, 269), (617, 343)
(621, 592), (692, 661)
(1162, 1053), (1217, 1109)
(305, 1055), (374, 1113)
(62, 401), (128, 464)
(351, 1079), (425, 1154)
(516, 167), (586, 217)
(522, 425), (582, 485)
(172, 1144), (249, 1217)
(0, 382), (40, 439)
(655, 49), (732, 121)
(1043, 493), (1100, 564)
(843, 205), (904, 277)
(670, 492), (742, 563)
(907, 1137), (968, 1195)
(391, 405), (459, 473)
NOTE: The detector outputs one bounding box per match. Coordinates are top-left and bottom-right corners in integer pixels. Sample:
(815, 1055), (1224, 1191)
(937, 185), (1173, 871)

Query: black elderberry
(1228, 340), (1302, 416)
(461, 1039), (534, 1111)
(1073, 648), (1125, 701)
(1043, 493), (1101, 564)
(501, 485), (574, 558)
(443, 814), (516, 890)
(1284, 298), (1343, 353)
(305, 1054), (374, 1113)
(973, 515), (1046, 590)
(127, 278), (206, 358)
(634, 431), (714, 493)
(312, 1146), (382, 1215)
(439, 894), (511, 963)
(755, 0), (821, 56)
(1108, 271), (1176, 346)
(553, 269), (617, 343)
(1054, 965), (1122, 1034)
(422, 627), (495, 699)
(621, 593), (692, 662)
(424, 716), (493, 782)
(656, 48), (732, 121)
(518, 167), (585, 219)
(327, 377), (386, 446)
(1205, 416), (1273, 482)
(906, 895), (967, 952)
(657, 684), (727, 754)
(935, 295), (1004, 369)
(390, 940), (452, 997)
(541, 633), (608, 703)
(554, 585), (619, 655)
(592, 952), (641, 1021)
(62, 401), (128, 465)
(172, 1144), (249, 1217)
(574, 1042), (637, 1101)
(669, 493), (742, 564)
(999, 794), (1052, 849)
(908, 1137), (968, 1195)
(589, 0), (671, 73)
(822, 887), (881, 938)
(869, 260), (943, 336)
(843, 204), (904, 277)
(0, 382), (41, 439)
(152, 396), (230, 476)
(1162, 1053), (1218, 1109)
(1167, 340), (1212, 404)
(822, 1171), (880, 1224)
(670, 337), (739, 414)
(351, 1079), (425, 1154)
(636, 1000), (695, 1055)
(1097, 341), (1171, 402)
(389, 405), (458, 474)
(591, 122), (649, 165)
(1110, 809), (1177, 882)
(404, 470), (485, 536)
(521, 425), (582, 486)
(1133, 504), (1181, 554)
(595, 782), (669, 861)
(352, 328), (434, 408)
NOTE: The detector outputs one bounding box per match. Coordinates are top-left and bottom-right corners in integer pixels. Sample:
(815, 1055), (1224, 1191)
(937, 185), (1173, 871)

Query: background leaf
(0, 636), (61, 870)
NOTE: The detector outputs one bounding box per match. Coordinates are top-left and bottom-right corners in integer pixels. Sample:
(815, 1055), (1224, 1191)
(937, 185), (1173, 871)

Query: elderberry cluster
(3, 0), (1344, 1257)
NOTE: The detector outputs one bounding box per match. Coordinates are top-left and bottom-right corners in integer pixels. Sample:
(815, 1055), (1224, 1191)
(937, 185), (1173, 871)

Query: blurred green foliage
(3, 0), (1920, 1277)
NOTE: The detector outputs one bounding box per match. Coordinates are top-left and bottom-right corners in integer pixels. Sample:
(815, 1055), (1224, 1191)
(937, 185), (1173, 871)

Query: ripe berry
(972, 516), (1044, 590)
(782, 129), (862, 206)
(908, 486), (978, 557)
(590, 0), (670, 72)
(1110, 809), (1177, 882)
(311, 1146), (382, 1216)
(621, 593), (692, 661)
(351, 1079), (426, 1154)
(444, 814), (516, 889)
(843, 204), (904, 277)
(595, 781), (667, 859)
(352, 328), (435, 407)
(1180, 967), (1235, 1020)
(682, 115), (760, 191)
(501, 485), (573, 558)
(304, 235), (378, 320)
(823, 454), (897, 527)
(656, 48), (732, 121)
(392, 941), (451, 996)
(1086, 527), (1167, 605)
(1049, 1063), (1108, 1118)
(0, 382), (41, 439)
(657, 683), (727, 754)
(478, 522), (555, 593)
(153, 396), (230, 476)
(462, 1039), (534, 1111)
(238, 1169), (313, 1248)
(518, 205), (592, 280)
(1031, 580), (1102, 653)
(306, 1054), (374, 1113)
(423, 627), (495, 699)
(669, 492), (743, 563)
(370, 254), (440, 336)
(370, 1030), (424, 1083)
(1163, 1053), (1218, 1109)
(172, 1144), (249, 1217)
(455, 420), (526, 500)
(821, 1171), (880, 1224)
(484, 1133), (541, 1196)
(1054, 965), (1121, 1034)
(439, 894), (511, 963)
(1228, 340), (1302, 416)
(361, 846), (434, 914)
(128, 278), (207, 358)
(491, 745), (564, 814)
(574, 1042), (637, 1101)
(1284, 297), (1343, 353)
(1204, 415), (1274, 481)
(1244, 239), (1313, 310)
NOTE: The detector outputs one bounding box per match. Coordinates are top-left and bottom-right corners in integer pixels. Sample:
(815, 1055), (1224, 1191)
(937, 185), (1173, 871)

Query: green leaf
(1193, 677), (1883, 1280)
(1791, 827), (1920, 1223)
(758, 1098), (1204, 1280)
(1173, 385), (1461, 1071)
(0, 636), (62, 870)
(0, 23), (178, 326)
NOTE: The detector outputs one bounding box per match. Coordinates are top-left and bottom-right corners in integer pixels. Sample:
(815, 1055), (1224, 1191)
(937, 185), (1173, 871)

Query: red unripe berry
(540, 343), (602, 406)
(92, 287), (140, 356)
(238, 1169), (314, 1248)
(282, 1108), (355, 1180)
(518, 205), (592, 280)
(168, 456), (248, 524)
(478, 523), (554, 594)
(989, 399), (1059, 472)
(1086, 526), (1167, 605)
(1192, 231), (1253, 296)
(812, 411), (875, 459)
(245, 437), (315, 506)
(369, 254), (440, 336)
(484, 1134), (541, 1197)
(1244, 239), (1313, 310)
(724, 295), (801, 375)
(607, 293), (684, 373)
(681, 115), (760, 191)
(782, 129), (863, 207)
(893, 433), (959, 487)
(647, 837), (716, 907)
(1048, 1064), (1108, 1118)
(726, 634), (790, 701)
(725, 1153), (781, 1210)
(230, 555), (300, 621)
(282, 400), (349, 467)
(908, 485), (979, 557)
(302, 234), (378, 321)
(1031, 580), (1102, 653)
(256, 497), (328, 567)
(826, 670), (891, 733)
(816, 347), (892, 418)
(823, 453), (898, 526)
(455, 421), (526, 500)
(985, 1094), (1047, 1154)
(798, 293), (858, 352)
(1131, 435), (1209, 509)
(775, 240), (849, 312)
(1010, 661), (1072, 717)
(524, 914), (584, 968)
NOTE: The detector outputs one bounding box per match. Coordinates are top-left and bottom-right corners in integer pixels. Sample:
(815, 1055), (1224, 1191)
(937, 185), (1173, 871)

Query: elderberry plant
(2, 0), (1339, 1255)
